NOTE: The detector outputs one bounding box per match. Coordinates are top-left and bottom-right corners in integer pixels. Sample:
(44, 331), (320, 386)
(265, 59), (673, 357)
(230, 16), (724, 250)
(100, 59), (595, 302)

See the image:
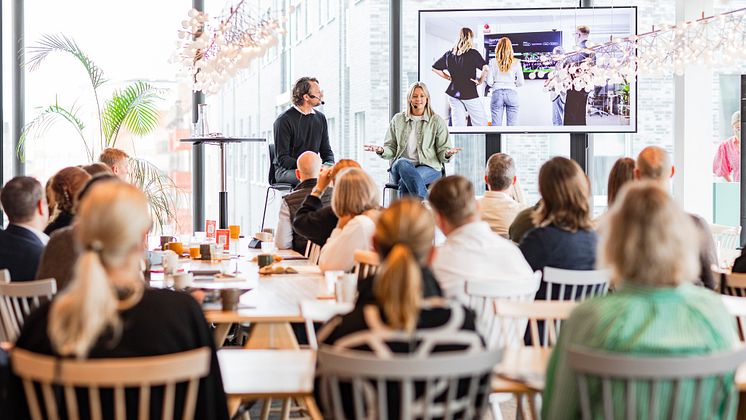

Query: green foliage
(129, 157), (179, 230)
(19, 98), (90, 162)
(102, 81), (163, 147)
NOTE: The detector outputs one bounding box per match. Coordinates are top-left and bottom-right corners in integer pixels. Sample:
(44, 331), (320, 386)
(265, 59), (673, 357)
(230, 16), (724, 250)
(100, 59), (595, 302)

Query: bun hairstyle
(373, 199), (434, 332)
(51, 166), (92, 214)
(48, 182), (151, 358)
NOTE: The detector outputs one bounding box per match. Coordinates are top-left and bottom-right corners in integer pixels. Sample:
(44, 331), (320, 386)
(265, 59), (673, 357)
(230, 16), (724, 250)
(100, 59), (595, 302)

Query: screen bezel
(417, 6), (639, 134)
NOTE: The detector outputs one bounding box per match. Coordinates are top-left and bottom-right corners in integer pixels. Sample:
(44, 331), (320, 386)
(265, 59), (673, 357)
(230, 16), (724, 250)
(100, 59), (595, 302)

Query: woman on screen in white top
(487, 37), (524, 127)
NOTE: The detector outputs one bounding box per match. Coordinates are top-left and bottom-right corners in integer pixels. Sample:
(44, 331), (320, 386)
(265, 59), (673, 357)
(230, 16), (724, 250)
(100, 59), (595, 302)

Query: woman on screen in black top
(432, 27), (489, 127)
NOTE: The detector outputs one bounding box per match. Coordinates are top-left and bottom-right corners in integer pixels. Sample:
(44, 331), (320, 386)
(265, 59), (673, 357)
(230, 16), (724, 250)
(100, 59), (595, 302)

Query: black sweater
(273, 107), (334, 170)
(292, 194), (337, 246)
(9, 288), (229, 420)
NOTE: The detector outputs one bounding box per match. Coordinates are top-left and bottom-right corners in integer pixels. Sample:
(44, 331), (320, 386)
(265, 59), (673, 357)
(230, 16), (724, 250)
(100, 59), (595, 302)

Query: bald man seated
(275, 151), (333, 254)
(633, 146), (718, 290)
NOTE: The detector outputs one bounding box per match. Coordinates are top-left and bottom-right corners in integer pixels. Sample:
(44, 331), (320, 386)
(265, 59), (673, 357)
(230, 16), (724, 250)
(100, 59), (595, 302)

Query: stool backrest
(0, 279), (57, 342)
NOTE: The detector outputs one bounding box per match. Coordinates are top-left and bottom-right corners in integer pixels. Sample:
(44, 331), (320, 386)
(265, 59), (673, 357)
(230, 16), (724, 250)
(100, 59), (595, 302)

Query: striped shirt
(543, 282), (739, 419)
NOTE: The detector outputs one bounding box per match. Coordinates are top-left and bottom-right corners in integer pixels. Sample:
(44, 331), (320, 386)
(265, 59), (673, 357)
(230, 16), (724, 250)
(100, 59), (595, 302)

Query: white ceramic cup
(335, 274), (358, 304)
(172, 272), (194, 290)
(260, 241), (275, 253)
(162, 250), (179, 275)
(324, 270), (345, 295)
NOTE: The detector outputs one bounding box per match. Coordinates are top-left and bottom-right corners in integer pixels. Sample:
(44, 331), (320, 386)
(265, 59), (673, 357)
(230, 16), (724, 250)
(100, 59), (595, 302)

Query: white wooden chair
(711, 224), (742, 252)
(542, 267), (610, 301)
(722, 295), (746, 343)
(352, 250), (380, 281)
(0, 279), (57, 343)
(567, 345), (746, 420)
(722, 272), (746, 297)
(317, 347), (501, 419)
(299, 300), (354, 350)
(494, 300), (578, 348)
(305, 241), (322, 265)
(465, 272), (542, 348)
(11, 346), (211, 420)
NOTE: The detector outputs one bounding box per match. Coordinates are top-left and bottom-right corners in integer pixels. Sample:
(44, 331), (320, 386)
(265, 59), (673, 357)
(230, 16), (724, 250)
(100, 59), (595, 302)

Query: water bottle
(197, 103), (209, 136)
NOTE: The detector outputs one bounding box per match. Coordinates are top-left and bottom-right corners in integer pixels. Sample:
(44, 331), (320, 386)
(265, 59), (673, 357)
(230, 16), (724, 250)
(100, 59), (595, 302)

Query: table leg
(214, 323), (232, 348)
(244, 322), (300, 349)
(260, 398), (272, 420)
(302, 396), (324, 420)
(280, 398), (291, 420)
(227, 396), (242, 418)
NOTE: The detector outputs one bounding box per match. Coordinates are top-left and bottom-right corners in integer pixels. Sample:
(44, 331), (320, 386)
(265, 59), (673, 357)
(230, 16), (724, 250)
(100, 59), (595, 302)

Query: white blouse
(318, 214), (376, 272)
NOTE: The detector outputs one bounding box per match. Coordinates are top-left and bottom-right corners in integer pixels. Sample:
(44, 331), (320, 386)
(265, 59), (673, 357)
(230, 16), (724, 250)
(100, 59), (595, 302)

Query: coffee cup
(324, 270), (345, 295)
(257, 254), (274, 268)
(160, 235), (177, 250)
(255, 232), (273, 242)
(162, 250), (179, 275)
(166, 242), (184, 256)
(335, 273), (358, 304)
(220, 288), (242, 311)
(172, 272), (193, 290)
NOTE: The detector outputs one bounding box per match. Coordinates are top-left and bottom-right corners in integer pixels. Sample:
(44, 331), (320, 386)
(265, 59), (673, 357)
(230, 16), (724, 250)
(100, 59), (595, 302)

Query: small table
(180, 137), (265, 228)
(218, 349), (321, 419)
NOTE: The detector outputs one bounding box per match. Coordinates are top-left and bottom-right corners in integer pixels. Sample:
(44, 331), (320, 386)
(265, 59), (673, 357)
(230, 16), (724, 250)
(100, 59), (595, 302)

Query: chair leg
(260, 187), (271, 230)
(260, 398), (272, 420)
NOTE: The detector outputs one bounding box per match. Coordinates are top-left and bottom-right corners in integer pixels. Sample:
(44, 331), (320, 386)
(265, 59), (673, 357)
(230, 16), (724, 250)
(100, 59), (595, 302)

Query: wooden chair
(0, 269), (10, 282)
(317, 347), (501, 419)
(494, 300), (578, 348)
(542, 267), (610, 302)
(711, 224), (742, 252)
(11, 346), (211, 420)
(352, 250), (380, 281)
(0, 279), (57, 343)
(305, 242), (322, 265)
(299, 300), (354, 350)
(722, 295), (746, 342)
(722, 272), (746, 297)
(567, 345), (746, 420)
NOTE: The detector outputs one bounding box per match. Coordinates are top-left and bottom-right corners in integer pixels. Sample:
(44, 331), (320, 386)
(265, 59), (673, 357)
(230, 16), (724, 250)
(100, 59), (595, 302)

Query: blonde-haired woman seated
(318, 167), (380, 272)
(10, 182), (228, 419)
(316, 198), (483, 418)
(543, 182), (738, 419)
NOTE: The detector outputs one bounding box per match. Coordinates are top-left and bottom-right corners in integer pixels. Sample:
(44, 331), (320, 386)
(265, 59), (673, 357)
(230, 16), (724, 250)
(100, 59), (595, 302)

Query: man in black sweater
(274, 77), (335, 186)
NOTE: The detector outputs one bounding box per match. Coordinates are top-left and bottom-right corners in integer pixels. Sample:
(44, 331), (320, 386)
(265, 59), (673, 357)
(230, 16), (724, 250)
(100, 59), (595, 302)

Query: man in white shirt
(0, 176), (49, 281)
(428, 175), (534, 304)
(478, 153), (527, 238)
(275, 151), (330, 254)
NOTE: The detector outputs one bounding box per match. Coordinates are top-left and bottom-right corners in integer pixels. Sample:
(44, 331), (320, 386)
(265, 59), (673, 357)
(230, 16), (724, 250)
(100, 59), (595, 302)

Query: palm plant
(20, 34), (178, 230)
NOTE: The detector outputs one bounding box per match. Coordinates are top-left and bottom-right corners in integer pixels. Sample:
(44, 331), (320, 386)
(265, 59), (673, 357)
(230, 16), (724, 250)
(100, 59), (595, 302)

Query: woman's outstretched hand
(445, 147), (463, 158)
(363, 144), (384, 154)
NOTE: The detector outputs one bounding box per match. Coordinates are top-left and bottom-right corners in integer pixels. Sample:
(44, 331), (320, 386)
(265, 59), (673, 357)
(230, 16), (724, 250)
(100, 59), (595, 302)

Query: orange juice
(189, 246), (201, 259)
(167, 242), (184, 256)
(229, 224), (241, 239)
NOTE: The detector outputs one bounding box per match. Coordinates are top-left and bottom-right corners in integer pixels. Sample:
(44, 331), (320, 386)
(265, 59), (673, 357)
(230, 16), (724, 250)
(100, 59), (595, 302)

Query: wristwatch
(311, 187), (323, 196)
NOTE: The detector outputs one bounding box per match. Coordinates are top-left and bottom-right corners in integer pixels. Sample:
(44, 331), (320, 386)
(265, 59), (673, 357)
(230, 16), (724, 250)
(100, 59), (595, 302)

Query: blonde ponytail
(374, 244), (422, 332)
(49, 251), (120, 358)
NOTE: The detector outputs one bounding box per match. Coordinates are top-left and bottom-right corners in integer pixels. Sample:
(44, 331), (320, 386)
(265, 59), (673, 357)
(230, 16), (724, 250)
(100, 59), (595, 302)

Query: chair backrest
(352, 250), (381, 281)
(268, 143), (279, 185)
(317, 347), (502, 420)
(722, 295), (746, 342)
(567, 345), (746, 420)
(306, 242), (322, 265)
(0, 269), (10, 283)
(0, 279), (57, 343)
(12, 347), (211, 420)
(464, 272), (542, 347)
(711, 224), (742, 251)
(494, 300), (577, 348)
(723, 272), (746, 297)
(542, 267), (610, 302)
(300, 300), (354, 349)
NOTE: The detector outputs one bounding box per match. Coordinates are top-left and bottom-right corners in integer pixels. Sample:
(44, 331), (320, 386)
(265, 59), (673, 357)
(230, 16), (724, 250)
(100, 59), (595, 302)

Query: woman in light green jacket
(364, 82), (460, 199)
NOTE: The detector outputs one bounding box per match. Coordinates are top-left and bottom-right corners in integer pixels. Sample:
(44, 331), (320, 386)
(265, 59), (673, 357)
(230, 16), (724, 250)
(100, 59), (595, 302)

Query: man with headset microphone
(273, 77), (335, 186)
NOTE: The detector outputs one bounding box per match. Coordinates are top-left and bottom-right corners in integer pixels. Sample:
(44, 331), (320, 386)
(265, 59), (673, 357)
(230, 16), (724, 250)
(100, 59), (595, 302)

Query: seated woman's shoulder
(141, 287), (201, 310)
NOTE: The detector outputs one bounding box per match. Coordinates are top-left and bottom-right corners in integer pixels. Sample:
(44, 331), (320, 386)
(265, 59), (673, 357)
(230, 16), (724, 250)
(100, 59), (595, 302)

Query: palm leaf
(128, 157), (181, 232)
(18, 99), (92, 162)
(26, 34), (106, 90)
(102, 81), (163, 147)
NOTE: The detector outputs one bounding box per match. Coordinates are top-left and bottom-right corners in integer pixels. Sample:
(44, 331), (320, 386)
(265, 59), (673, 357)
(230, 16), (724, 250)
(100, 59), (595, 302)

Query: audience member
(318, 168), (380, 272)
(99, 148), (131, 181)
(293, 159), (360, 247)
(428, 175), (533, 304)
(274, 77), (335, 186)
(82, 162), (114, 177)
(593, 157), (635, 227)
(508, 200), (539, 243)
(44, 177), (57, 221)
(543, 182), (737, 419)
(317, 198), (483, 418)
(479, 153), (527, 237)
(36, 174), (120, 291)
(275, 152), (332, 254)
(364, 81), (459, 199)
(44, 167), (91, 235)
(0, 177), (49, 281)
(635, 145), (718, 289)
(519, 157), (597, 300)
(10, 182), (228, 419)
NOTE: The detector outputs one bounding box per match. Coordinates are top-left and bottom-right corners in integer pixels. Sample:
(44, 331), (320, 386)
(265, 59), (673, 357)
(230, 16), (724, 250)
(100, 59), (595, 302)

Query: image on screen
(419, 7), (637, 133)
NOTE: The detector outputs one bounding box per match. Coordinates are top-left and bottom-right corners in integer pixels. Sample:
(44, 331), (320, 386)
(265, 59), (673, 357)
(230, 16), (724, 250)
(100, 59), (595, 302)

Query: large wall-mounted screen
(419, 7), (637, 133)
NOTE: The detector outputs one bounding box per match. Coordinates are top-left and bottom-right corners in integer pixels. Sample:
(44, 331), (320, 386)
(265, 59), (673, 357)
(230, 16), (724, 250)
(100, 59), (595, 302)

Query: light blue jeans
(390, 159), (442, 199)
(490, 89), (519, 126)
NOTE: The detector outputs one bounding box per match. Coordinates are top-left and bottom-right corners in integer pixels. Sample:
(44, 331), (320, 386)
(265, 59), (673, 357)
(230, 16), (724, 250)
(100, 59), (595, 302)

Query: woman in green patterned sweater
(543, 181), (739, 419)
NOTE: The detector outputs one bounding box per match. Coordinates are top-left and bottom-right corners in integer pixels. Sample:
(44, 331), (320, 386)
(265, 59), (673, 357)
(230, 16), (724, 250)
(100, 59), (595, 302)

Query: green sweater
(379, 111), (452, 170)
(543, 283), (739, 420)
